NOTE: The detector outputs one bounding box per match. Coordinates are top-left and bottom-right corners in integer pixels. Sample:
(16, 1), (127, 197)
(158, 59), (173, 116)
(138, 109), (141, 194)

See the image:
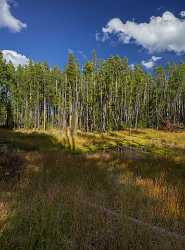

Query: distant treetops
(0, 51), (185, 131)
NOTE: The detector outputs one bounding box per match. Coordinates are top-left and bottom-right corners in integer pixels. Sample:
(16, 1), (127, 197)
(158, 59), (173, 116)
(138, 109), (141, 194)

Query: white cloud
(78, 50), (87, 59)
(2, 50), (29, 67)
(68, 48), (74, 54)
(141, 56), (162, 69)
(0, 0), (27, 32)
(142, 60), (154, 69)
(180, 11), (185, 18)
(151, 56), (162, 62)
(129, 64), (135, 70)
(96, 32), (109, 42)
(100, 11), (185, 53)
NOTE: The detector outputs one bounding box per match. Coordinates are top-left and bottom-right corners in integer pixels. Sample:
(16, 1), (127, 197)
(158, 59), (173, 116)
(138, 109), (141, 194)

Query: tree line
(0, 51), (185, 132)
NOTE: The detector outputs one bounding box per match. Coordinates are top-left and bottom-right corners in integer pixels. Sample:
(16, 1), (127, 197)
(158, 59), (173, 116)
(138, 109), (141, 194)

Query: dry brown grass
(0, 129), (185, 249)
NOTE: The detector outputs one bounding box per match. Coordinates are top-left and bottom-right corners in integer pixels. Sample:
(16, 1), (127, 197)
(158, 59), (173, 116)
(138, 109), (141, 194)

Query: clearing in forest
(0, 129), (185, 249)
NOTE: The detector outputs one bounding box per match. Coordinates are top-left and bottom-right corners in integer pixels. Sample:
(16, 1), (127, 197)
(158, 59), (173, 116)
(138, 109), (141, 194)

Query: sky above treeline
(0, 0), (185, 70)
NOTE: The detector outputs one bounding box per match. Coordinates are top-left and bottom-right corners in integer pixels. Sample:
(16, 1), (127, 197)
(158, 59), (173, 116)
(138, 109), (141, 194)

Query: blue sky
(0, 0), (185, 69)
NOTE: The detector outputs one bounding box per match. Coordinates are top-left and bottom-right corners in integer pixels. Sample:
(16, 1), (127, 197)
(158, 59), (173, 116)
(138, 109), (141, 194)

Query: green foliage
(0, 52), (185, 131)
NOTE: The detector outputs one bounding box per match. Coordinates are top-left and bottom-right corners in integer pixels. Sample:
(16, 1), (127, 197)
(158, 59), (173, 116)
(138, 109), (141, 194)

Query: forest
(1, 51), (185, 132)
(1, 51), (185, 249)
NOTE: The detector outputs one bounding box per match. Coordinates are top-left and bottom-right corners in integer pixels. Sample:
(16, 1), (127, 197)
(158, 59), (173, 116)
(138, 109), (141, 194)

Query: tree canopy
(1, 51), (185, 131)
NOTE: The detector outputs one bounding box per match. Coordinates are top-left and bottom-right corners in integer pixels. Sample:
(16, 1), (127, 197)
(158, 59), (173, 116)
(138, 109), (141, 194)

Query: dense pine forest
(0, 51), (185, 131)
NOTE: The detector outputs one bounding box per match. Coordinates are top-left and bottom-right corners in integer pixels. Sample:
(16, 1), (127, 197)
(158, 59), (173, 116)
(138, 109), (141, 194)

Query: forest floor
(0, 128), (185, 249)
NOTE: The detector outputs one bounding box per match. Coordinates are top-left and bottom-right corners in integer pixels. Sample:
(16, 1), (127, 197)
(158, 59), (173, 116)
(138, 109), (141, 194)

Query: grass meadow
(0, 128), (185, 249)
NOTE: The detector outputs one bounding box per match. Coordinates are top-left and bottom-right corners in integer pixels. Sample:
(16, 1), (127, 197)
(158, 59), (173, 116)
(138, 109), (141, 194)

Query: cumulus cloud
(96, 32), (109, 42)
(99, 11), (185, 53)
(141, 56), (162, 69)
(0, 0), (27, 32)
(2, 50), (29, 67)
(180, 11), (185, 18)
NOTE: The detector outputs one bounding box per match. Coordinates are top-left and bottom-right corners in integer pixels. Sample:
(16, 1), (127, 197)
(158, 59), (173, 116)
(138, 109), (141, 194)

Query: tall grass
(0, 129), (185, 249)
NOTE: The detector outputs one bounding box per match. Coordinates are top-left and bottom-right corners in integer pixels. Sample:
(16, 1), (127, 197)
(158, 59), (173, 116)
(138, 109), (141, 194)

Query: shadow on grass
(0, 129), (185, 249)
(0, 129), (65, 152)
(0, 153), (24, 183)
(0, 155), (185, 249)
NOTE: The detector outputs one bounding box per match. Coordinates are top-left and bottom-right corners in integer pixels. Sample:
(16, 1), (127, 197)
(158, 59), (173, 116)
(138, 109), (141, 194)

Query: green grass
(0, 128), (185, 249)
(0, 129), (64, 152)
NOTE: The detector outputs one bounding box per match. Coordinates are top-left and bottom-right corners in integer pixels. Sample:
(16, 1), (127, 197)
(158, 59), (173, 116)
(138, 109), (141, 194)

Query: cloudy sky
(0, 0), (185, 69)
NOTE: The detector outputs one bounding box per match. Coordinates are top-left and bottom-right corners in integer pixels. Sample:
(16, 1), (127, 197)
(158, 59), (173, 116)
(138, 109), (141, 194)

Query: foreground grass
(0, 128), (185, 249)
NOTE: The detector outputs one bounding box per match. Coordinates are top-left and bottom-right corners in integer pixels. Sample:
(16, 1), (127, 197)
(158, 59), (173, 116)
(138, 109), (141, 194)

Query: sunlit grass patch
(0, 129), (185, 249)
(7, 128), (185, 161)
